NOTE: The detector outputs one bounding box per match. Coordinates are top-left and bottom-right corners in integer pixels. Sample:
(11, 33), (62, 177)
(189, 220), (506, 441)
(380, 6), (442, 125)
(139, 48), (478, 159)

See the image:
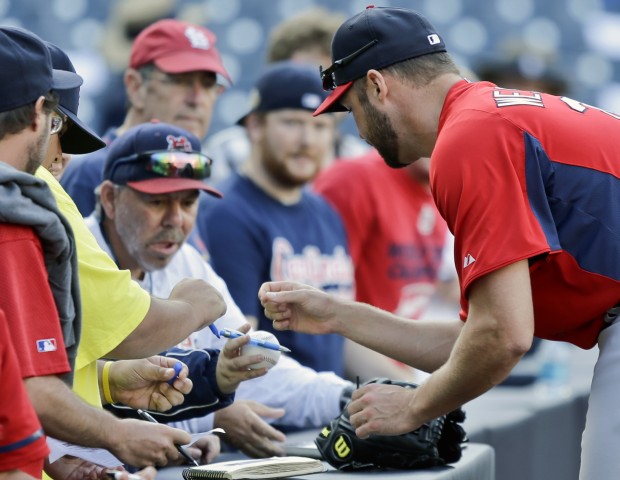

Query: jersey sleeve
(431, 111), (550, 309)
(0, 310), (49, 477)
(0, 225), (70, 378)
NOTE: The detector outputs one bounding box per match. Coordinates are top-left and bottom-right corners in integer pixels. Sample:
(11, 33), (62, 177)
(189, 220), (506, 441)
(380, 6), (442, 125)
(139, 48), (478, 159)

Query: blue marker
(167, 361), (183, 385)
(219, 328), (291, 353)
(209, 324), (220, 338)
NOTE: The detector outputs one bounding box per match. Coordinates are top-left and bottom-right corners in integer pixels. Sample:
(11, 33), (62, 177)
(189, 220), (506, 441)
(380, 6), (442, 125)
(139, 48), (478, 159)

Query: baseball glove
(315, 378), (467, 471)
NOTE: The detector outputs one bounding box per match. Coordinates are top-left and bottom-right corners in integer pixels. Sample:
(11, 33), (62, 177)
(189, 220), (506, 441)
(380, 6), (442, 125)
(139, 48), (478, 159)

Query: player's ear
(99, 180), (120, 219)
(366, 70), (388, 103)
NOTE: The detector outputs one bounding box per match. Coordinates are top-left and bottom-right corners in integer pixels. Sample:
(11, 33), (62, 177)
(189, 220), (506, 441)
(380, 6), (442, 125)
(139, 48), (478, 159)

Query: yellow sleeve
(36, 168), (151, 371)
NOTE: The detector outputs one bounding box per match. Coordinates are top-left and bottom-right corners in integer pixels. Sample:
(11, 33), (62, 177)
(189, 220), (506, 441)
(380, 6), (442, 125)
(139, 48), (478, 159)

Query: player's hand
(215, 323), (269, 394)
(107, 418), (191, 467)
(105, 357), (192, 411)
(213, 400), (286, 458)
(258, 281), (339, 334)
(184, 434), (221, 465)
(348, 383), (420, 438)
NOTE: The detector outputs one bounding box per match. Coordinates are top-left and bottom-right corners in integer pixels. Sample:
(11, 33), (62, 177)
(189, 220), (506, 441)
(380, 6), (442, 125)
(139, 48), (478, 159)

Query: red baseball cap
(130, 19), (231, 83)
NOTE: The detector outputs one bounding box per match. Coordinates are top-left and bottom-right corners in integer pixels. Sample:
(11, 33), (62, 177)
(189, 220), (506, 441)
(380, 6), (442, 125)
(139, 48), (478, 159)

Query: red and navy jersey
(432, 80), (620, 348)
(0, 310), (49, 477)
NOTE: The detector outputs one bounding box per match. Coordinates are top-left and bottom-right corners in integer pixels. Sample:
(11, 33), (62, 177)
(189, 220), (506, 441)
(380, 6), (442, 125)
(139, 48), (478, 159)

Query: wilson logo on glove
(334, 435), (352, 458)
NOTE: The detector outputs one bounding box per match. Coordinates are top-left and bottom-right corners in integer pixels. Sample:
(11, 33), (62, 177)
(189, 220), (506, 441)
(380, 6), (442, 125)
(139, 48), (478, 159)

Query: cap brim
(59, 105), (106, 154)
(127, 178), (223, 198)
(313, 82), (353, 116)
(52, 69), (83, 91)
(154, 52), (232, 84)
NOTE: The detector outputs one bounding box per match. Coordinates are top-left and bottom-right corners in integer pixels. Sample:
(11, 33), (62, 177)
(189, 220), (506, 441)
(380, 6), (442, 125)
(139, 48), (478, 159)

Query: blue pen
(208, 324), (220, 338)
(167, 361), (183, 385)
(219, 328), (291, 353)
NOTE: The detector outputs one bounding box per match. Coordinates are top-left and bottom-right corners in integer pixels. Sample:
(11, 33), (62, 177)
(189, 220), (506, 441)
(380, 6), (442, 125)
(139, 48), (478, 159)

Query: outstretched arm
(107, 278), (227, 359)
(26, 375), (191, 467)
(259, 282), (461, 373)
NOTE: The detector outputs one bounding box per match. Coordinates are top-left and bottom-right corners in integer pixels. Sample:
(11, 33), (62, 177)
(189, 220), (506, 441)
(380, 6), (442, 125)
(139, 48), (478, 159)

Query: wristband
(102, 361), (114, 404)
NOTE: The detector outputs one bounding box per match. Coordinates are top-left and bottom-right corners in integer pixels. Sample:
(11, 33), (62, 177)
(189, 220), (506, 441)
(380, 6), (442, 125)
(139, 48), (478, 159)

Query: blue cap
(314, 6), (447, 115)
(103, 121), (222, 198)
(0, 26), (82, 112)
(237, 61), (329, 125)
(46, 42), (106, 154)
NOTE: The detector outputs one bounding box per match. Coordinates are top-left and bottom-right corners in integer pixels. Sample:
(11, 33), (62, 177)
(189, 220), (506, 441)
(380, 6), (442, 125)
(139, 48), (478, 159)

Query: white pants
(580, 317), (620, 479)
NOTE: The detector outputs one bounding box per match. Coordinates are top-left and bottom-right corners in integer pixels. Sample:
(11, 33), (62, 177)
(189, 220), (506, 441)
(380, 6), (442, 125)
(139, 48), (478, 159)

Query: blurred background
(4, 0), (620, 138)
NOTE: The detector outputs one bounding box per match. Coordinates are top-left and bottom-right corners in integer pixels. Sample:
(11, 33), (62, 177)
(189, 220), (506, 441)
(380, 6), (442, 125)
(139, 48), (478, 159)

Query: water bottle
(536, 341), (572, 398)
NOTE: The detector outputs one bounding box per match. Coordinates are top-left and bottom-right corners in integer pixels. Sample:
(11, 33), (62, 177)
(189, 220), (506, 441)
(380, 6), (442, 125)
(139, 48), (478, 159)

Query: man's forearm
(25, 375), (116, 450)
(331, 300), (461, 372)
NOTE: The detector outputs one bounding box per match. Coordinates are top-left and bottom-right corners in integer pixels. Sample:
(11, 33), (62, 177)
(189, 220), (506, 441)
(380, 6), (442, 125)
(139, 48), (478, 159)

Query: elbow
(501, 330), (533, 366)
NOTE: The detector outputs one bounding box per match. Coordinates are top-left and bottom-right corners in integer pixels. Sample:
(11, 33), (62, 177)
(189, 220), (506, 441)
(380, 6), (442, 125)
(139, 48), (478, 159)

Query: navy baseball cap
(103, 121), (222, 198)
(0, 26), (82, 112)
(46, 42), (106, 154)
(314, 6), (446, 116)
(237, 61), (329, 125)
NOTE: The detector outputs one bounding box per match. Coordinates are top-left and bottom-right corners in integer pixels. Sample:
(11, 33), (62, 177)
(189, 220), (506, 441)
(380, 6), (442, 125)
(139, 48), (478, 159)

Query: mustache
(149, 230), (186, 244)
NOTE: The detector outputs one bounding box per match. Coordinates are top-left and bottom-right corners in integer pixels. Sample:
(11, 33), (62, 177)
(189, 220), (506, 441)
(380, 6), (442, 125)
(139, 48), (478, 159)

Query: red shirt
(315, 150), (447, 318)
(0, 309), (49, 477)
(0, 224), (70, 377)
(432, 80), (620, 348)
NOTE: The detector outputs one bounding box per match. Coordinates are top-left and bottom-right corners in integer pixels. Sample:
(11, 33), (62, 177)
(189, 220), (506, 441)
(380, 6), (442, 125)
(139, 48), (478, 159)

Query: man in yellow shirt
(34, 42), (228, 475)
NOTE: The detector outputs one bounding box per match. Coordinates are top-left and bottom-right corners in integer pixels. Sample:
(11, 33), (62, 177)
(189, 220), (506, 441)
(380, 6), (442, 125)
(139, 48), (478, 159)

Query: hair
(352, 52), (460, 97)
(0, 91), (58, 141)
(267, 7), (345, 63)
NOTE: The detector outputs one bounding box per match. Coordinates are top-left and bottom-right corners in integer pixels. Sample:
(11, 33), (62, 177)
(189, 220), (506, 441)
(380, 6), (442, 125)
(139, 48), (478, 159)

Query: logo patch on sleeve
(36, 338), (57, 352)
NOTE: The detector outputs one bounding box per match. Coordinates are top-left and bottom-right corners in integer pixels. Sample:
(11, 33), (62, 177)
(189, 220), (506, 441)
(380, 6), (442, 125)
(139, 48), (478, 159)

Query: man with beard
(197, 62), (355, 376)
(88, 119), (354, 458)
(258, 6), (620, 479)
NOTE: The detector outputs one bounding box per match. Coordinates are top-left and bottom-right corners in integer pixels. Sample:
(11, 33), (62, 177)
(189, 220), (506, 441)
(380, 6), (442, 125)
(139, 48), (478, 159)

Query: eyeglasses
(320, 39), (378, 91)
(139, 151), (213, 180)
(50, 110), (68, 136)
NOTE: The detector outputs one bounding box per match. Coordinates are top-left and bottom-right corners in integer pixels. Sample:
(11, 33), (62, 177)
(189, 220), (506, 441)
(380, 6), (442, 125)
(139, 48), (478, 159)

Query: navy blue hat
(237, 61), (329, 125)
(103, 121), (222, 198)
(46, 42), (106, 154)
(0, 26), (82, 112)
(314, 6), (446, 115)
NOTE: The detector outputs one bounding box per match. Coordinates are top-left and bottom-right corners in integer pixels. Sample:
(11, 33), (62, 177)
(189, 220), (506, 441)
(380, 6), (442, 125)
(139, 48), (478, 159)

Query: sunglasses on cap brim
(319, 39), (378, 91)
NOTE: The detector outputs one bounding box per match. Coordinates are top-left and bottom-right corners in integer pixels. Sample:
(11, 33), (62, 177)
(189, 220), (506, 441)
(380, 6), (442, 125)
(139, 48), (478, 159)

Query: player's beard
(25, 124), (51, 175)
(359, 91), (403, 169)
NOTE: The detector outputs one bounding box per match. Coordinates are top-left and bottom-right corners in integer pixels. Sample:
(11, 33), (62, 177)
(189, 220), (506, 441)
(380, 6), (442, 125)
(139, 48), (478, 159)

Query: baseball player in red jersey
(258, 6), (620, 479)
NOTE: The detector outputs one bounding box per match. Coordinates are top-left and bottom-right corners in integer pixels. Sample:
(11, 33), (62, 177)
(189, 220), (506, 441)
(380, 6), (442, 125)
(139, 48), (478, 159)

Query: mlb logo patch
(36, 338), (57, 352)
(427, 34), (441, 45)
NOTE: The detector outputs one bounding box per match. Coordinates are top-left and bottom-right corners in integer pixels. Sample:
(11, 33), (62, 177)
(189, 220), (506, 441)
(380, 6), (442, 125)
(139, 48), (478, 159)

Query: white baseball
(240, 330), (281, 370)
